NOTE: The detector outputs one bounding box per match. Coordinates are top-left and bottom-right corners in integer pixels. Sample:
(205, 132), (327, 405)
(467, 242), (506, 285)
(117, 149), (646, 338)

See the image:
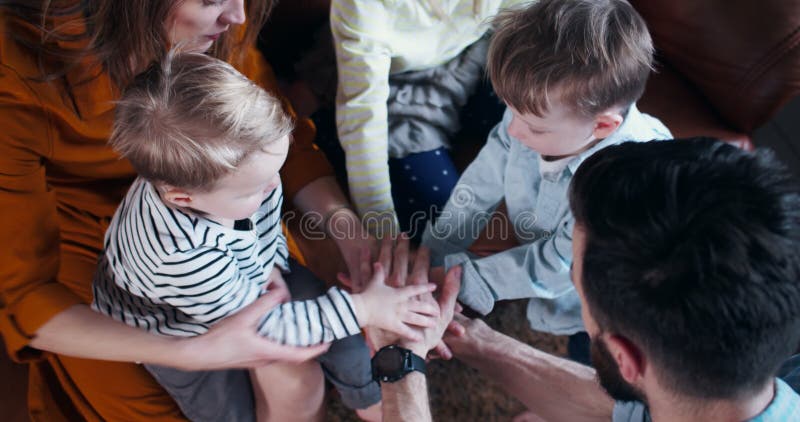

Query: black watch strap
(407, 350), (426, 375)
(372, 345), (426, 383)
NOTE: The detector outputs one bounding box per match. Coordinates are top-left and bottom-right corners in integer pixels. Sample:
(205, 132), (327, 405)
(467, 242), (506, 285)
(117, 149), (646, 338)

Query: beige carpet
(328, 300), (568, 421)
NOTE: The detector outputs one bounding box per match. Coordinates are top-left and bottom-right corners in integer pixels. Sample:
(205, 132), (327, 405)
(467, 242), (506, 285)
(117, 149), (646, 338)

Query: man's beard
(591, 336), (647, 403)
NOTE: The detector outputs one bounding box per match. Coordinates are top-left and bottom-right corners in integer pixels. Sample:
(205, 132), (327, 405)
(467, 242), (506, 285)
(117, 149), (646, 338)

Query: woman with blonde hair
(0, 1), (374, 419)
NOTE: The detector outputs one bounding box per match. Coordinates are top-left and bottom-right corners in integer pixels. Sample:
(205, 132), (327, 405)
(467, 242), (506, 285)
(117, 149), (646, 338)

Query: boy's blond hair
(110, 51), (293, 191)
(488, 0), (654, 117)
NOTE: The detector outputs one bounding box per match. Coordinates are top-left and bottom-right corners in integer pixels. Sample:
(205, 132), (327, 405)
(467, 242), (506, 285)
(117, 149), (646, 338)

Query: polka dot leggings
(389, 147), (460, 239)
(310, 77), (505, 241)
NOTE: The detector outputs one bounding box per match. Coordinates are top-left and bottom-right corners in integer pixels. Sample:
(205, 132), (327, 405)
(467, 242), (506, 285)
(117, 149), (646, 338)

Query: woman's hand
(290, 176), (378, 292)
(361, 236), (462, 358)
(350, 262), (439, 342)
(265, 267), (290, 303)
(329, 207), (378, 293)
(180, 290), (330, 370)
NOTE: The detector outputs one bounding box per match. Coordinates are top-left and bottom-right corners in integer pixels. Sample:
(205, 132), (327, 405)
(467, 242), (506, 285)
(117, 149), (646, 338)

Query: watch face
(373, 347), (404, 374)
(372, 346), (425, 383)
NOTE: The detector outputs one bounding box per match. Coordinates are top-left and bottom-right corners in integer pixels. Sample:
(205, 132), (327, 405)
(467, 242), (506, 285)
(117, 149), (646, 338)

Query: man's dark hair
(569, 138), (800, 399)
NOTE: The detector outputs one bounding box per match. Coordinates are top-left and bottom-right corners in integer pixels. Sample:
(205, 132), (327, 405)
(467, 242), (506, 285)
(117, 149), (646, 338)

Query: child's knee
(265, 360), (323, 389)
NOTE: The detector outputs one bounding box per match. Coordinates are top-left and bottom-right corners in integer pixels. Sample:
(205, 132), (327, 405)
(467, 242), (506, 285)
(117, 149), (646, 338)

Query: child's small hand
(351, 263), (440, 342)
(265, 267), (290, 303)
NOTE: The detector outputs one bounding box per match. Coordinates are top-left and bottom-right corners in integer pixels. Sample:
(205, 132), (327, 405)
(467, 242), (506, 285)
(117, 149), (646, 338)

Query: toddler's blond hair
(111, 51), (293, 191)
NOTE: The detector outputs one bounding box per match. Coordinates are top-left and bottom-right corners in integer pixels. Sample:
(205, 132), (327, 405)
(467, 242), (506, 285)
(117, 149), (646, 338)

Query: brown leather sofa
(630, 0), (800, 149)
(266, 0), (800, 152)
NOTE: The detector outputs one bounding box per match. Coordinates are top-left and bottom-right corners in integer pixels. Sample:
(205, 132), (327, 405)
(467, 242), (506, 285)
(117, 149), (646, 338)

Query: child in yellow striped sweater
(331, 0), (529, 237)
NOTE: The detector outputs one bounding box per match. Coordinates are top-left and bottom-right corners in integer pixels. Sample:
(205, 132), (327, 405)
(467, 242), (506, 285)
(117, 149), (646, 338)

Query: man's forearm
(382, 372), (432, 422)
(456, 328), (613, 422)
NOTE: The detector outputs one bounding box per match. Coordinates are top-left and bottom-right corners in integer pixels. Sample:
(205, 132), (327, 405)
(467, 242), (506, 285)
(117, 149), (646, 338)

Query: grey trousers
(145, 260), (380, 422)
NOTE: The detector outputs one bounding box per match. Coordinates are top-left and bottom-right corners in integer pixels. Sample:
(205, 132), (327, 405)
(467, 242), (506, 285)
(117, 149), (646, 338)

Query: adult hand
(363, 237), (462, 358)
(424, 263), (463, 360)
(400, 260), (462, 358)
(351, 261), (439, 342)
(360, 235), (415, 349)
(441, 313), (497, 361)
(180, 290), (330, 370)
(329, 207), (378, 292)
(266, 267), (290, 303)
(337, 234), (405, 292)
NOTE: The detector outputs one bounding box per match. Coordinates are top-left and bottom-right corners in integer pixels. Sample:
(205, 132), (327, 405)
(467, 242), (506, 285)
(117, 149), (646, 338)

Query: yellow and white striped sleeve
(331, 0), (398, 233)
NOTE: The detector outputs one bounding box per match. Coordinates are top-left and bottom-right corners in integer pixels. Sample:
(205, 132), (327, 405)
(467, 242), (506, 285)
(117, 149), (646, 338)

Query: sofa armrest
(639, 62), (753, 150)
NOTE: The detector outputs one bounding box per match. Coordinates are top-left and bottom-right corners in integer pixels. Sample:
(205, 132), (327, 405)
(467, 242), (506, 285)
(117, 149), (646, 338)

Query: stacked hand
(441, 313), (496, 361)
(341, 235), (461, 358)
(350, 260), (440, 342)
(326, 206), (379, 293)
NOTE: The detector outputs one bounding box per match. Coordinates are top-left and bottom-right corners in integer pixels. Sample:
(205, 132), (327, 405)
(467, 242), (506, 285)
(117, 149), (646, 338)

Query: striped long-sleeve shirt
(92, 178), (362, 345)
(331, 0), (528, 230)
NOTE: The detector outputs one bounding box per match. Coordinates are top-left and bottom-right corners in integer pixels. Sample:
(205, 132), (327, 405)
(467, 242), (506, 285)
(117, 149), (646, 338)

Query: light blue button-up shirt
(613, 376), (800, 422)
(422, 104), (671, 334)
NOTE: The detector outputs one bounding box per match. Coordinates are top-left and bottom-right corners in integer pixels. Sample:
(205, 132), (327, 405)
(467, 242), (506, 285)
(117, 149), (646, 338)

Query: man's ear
(159, 184), (194, 208)
(605, 333), (646, 384)
(592, 110), (624, 139)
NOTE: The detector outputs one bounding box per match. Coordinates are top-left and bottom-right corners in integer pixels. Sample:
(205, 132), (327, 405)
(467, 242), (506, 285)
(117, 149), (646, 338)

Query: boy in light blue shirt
(423, 0), (671, 335)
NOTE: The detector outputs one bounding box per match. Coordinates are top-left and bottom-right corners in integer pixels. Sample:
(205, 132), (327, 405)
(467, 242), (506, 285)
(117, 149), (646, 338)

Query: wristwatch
(371, 345), (426, 383)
